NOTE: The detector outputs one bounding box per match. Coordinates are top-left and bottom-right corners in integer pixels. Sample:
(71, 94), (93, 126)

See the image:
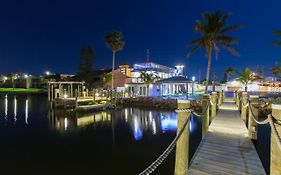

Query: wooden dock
(187, 101), (266, 175)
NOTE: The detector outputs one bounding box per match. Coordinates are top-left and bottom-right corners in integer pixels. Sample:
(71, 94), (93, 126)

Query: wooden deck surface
(187, 101), (266, 175)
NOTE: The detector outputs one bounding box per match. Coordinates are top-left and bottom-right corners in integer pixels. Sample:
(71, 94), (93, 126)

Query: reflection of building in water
(14, 96), (17, 123)
(48, 110), (111, 132)
(25, 99), (29, 124)
(124, 108), (178, 141)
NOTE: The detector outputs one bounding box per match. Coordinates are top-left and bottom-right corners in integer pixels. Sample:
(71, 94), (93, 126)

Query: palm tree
(7, 73), (18, 90)
(105, 31), (125, 90)
(140, 72), (158, 96)
(102, 73), (112, 89)
(270, 62), (281, 82)
(188, 10), (240, 93)
(233, 68), (261, 92)
(225, 66), (234, 82)
(272, 30), (281, 46)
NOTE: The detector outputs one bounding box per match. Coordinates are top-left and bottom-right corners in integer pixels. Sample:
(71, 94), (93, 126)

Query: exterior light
(24, 74), (28, 78)
(63, 94), (68, 98)
(192, 76), (196, 82)
(45, 71), (50, 75)
(175, 65), (184, 69)
(95, 93), (99, 97)
(3, 76), (7, 80)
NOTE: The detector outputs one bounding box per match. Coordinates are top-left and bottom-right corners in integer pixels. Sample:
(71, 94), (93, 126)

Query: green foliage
(223, 66), (234, 82)
(105, 31), (125, 52)
(269, 62), (281, 78)
(187, 10), (240, 93)
(102, 73), (112, 84)
(0, 88), (42, 93)
(233, 68), (261, 91)
(188, 10), (240, 58)
(140, 72), (158, 84)
(272, 30), (281, 46)
(77, 45), (94, 88)
(7, 73), (18, 80)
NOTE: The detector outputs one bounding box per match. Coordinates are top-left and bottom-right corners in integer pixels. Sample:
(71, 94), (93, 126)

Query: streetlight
(24, 74), (28, 78)
(45, 71), (50, 76)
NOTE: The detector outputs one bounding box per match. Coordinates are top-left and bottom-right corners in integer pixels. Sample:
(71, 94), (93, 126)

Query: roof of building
(133, 62), (175, 73)
(156, 76), (191, 84)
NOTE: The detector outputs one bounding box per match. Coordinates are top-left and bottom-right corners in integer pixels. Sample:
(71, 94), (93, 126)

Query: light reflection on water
(0, 94), (202, 175)
(49, 107), (183, 141)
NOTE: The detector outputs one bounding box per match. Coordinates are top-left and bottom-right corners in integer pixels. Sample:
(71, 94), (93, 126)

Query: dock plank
(186, 101), (266, 175)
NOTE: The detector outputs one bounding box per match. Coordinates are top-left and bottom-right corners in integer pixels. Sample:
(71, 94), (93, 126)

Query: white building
(125, 62), (191, 97)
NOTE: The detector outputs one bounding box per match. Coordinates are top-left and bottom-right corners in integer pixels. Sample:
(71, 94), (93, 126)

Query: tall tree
(270, 62), (281, 81)
(102, 73), (112, 89)
(224, 66), (234, 82)
(140, 72), (158, 96)
(105, 31), (125, 90)
(188, 10), (240, 93)
(7, 73), (18, 90)
(233, 68), (261, 92)
(77, 45), (94, 88)
(272, 30), (281, 46)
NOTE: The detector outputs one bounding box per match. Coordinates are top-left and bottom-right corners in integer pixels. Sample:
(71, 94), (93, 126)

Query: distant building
(124, 62), (191, 97)
(119, 63), (132, 77)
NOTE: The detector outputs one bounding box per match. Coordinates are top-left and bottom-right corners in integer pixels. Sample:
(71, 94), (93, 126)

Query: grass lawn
(0, 88), (44, 93)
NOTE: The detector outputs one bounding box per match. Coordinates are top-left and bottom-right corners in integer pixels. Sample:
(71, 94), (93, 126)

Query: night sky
(0, 0), (281, 80)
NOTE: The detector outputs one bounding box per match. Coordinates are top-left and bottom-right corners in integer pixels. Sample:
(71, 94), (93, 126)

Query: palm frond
(216, 35), (238, 43)
(187, 45), (200, 57)
(272, 41), (281, 46)
(221, 44), (240, 56)
(220, 24), (241, 33)
(273, 30), (281, 36)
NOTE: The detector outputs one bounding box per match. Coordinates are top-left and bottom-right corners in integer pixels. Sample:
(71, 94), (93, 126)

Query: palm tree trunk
(12, 79), (15, 90)
(147, 84), (149, 96)
(205, 49), (213, 94)
(111, 51), (115, 90)
(245, 83), (248, 92)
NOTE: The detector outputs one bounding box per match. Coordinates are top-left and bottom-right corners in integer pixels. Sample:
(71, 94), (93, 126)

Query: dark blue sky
(0, 0), (281, 79)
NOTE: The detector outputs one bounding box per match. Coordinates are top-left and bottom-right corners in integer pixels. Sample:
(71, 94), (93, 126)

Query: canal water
(0, 94), (202, 175)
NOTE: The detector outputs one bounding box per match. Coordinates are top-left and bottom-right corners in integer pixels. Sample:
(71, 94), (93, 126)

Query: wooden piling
(202, 94), (210, 138)
(270, 104), (281, 175)
(174, 100), (190, 175)
(241, 92), (247, 122)
(210, 92), (217, 123)
(248, 95), (259, 140)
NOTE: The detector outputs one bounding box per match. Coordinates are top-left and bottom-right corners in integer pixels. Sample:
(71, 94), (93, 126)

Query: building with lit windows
(124, 62), (191, 97)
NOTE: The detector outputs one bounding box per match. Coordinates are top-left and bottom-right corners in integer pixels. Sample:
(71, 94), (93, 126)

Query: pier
(139, 91), (281, 175)
(187, 101), (266, 174)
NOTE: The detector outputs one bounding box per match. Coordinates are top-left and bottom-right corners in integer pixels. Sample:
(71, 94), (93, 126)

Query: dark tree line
(77, 45), (94, 88)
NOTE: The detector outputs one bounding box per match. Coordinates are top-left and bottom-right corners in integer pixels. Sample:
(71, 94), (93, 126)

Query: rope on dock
(139, 99), (211, 175)
(248, 100), (281, 150)
(138, 111), (191, 175)
(190, 100), (211, 117)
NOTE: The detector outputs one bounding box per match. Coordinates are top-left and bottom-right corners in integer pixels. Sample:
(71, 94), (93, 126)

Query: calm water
(0, 94), (202, 175)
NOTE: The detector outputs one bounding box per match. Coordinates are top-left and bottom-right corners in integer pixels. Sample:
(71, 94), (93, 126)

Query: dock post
(217, 91), (223, 107)
(202, 94), (210, 138)
(248, 95), (259, 140)
(210, 92), (217, 123)
(174, 100), (190, 175)
(238, 92), (242, 111)
(241, 92), (248, 122)
(93, 89), (96, 103)
(270, 104), (281, 175)
(235, 91), (239, 105)
(48, 83), (51, 101)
